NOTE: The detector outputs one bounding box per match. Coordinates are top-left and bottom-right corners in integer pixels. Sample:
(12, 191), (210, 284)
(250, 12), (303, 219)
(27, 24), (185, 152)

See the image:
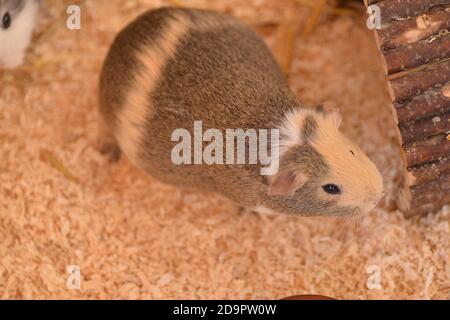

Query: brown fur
(99, 7), (383, 216)
(302, 115), (318, 142)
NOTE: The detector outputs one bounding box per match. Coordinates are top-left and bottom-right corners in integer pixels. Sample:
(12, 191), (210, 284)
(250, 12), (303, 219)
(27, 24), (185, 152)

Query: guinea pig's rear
(99, 8), (187, 168)
(99, 7), (281, 173)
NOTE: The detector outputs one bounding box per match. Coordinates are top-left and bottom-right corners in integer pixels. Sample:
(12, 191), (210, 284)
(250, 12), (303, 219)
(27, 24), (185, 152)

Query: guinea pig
(99, 7), (383, 217)
(0, 0), (39, 68)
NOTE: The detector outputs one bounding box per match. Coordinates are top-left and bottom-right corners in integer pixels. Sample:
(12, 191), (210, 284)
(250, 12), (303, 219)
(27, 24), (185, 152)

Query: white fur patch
(277, 108), (316, 159)
(0, 0), (39, 68)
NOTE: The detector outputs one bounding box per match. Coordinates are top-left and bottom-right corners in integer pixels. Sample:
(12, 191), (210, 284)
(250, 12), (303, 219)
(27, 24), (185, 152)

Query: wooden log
(383, 33), (450, 74)
(377, 7), (450, 51)
(408, 172), (450, 216)
(388, 59), (450, 102)
(399, 111), (450, 144)
(405, 134), (450, 166)
(395, 84), (450, 123)
(364, 0), (381, 6)
(365, 0), (450, 216)
(377, 0), (450, 23)
(408, 200), (449, 217)
(408, 157), (450, 185)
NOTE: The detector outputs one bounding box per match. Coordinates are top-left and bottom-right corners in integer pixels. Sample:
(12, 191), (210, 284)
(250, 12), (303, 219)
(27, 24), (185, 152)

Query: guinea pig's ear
(268, 170), (308, 196)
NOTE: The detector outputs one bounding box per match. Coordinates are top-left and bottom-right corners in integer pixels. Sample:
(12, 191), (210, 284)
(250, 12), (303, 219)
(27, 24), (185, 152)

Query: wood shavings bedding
(0, 0), (448, 299)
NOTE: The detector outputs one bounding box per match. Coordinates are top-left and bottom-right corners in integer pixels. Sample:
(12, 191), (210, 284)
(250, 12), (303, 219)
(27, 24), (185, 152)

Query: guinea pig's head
(0, 0), (39, 68)
(267, 107), (383, 217)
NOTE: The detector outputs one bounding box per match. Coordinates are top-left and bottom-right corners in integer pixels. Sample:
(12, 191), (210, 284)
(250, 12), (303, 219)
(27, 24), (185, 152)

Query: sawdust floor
(0, 0), (449, 299)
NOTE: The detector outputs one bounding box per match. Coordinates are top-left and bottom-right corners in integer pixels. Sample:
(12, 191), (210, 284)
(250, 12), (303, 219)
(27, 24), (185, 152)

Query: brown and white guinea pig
(99, 7), (383, 217)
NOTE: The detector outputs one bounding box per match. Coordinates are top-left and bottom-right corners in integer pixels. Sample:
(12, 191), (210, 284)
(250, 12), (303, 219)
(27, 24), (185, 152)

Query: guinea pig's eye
(2, 12), (11, 29)
(322, 184), (341, 195)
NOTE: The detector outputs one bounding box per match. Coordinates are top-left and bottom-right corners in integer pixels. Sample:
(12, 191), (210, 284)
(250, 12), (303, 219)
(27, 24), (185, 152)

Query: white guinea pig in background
(0, 0), (39, 68)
